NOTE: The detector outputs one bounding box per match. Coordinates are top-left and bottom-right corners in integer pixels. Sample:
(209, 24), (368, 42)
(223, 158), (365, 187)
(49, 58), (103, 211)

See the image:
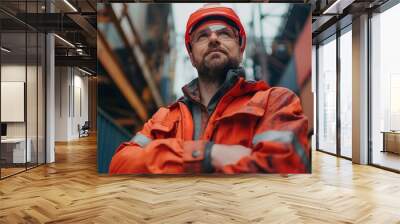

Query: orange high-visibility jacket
(109, 70), (309, 174)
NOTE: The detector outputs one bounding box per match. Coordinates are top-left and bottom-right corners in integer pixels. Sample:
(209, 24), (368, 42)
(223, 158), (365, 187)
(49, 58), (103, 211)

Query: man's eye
(218, 30), (234, 38)
(197, 33), (208, 41)
(219, 32), (230, 38)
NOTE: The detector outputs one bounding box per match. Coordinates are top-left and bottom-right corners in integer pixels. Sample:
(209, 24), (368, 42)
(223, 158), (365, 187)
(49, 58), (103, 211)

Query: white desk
(1, 138), (31, 163)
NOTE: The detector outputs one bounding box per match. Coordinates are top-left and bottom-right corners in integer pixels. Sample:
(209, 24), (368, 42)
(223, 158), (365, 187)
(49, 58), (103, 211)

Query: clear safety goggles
(190, 23), (239, 46)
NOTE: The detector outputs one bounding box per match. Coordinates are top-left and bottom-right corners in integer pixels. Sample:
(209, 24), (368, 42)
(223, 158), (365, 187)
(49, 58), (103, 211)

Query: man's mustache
(205, 48), (228, 56)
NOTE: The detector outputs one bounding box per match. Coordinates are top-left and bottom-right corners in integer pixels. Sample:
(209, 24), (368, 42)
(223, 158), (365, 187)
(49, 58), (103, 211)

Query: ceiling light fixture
(76, 48), (85, 55)
(54, 34), (75, 48)
(78, 67), (94, 76)
(323, 0), (341, 14)
(63, 0), (78, 12)
(1, 47), (11, 53)
(322, 0), (354, 15)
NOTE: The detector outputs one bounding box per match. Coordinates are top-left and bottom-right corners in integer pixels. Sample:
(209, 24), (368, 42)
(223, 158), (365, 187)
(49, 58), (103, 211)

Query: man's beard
(195, 53), (240, 84)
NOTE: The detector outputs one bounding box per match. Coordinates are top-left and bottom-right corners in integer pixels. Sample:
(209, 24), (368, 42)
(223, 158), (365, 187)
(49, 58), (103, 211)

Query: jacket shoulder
(266, 87), (300, 103)
(150, 101), (181, 122)
(247, 87), (299, 109)
(254, 87), (298, 101)
(150, 107), (171, 121)
(268, 86), (297, 95)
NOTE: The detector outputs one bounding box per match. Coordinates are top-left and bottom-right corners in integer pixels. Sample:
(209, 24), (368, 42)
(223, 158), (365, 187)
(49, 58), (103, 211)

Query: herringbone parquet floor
(1, 135), (400, 223)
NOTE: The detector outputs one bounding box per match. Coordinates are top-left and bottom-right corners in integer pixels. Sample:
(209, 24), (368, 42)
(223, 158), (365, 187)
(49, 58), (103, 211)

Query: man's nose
(208, 32), (220, 46)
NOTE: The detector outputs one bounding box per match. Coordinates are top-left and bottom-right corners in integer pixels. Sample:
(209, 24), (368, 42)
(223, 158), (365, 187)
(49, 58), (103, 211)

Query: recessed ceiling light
(63, 0), (78, 12)
(322, 0), (353, 15)
(78, 67), (94, 76)
(54, 34), (75, 48)
(1, 47), (11, 53)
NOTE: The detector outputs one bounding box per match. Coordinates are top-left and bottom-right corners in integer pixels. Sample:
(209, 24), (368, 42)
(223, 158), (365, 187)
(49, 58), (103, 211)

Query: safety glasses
(190, 23), (239, 46)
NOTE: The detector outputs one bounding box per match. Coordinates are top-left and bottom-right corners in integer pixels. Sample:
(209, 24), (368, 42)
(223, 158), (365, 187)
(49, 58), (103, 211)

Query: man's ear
(188, 51), (195, 66)
(239, 50), (244, 63)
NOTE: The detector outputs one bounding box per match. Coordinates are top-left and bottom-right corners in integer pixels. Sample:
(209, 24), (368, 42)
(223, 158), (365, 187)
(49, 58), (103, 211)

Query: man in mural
(109, 4), (310, 174)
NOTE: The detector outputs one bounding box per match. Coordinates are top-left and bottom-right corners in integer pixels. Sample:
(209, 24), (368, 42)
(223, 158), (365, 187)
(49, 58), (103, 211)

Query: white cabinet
(1, 138), (32, 163)
(382, 132), (400, 154)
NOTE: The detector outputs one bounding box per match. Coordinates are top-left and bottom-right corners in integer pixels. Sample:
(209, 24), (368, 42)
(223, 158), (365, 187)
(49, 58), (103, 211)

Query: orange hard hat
(185, 4), (246, 53)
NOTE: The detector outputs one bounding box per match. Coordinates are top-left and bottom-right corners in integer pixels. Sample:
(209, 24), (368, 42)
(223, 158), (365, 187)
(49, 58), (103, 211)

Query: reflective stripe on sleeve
(252, 130), (310, 172)
(192, 105), (202, 140)
(130, 133), (152, 148)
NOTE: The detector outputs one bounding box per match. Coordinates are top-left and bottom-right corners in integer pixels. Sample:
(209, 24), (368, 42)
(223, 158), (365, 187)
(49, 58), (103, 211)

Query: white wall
(1, 63), (46, 164)
(1, 65), (26, 81)
(1, 65), (38, 138)
(55, 66), (69, 141)
(1, 82), (25, 122)
(54, 67), (89, 141)
(1, 65), (26, 141)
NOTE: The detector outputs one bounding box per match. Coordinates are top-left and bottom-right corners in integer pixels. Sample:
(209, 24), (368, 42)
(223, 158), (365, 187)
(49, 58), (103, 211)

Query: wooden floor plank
(0, 135), (399, 223)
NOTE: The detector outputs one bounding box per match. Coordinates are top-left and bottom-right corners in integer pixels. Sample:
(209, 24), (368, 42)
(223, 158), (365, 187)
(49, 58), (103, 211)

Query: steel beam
(97, 30), (148, 122)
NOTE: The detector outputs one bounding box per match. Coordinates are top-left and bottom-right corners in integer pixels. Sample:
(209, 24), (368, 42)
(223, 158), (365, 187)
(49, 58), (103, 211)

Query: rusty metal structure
(97, 3), (175, 133)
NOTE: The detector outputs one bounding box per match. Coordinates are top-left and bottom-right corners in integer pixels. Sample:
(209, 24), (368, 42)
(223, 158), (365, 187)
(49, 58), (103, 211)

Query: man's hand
(211, 144), (252, 170)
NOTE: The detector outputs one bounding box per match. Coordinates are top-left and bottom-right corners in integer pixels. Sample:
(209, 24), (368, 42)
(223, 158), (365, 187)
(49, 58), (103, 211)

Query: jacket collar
(176, 67), (269, 111)
(182, 67), (243, 99)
